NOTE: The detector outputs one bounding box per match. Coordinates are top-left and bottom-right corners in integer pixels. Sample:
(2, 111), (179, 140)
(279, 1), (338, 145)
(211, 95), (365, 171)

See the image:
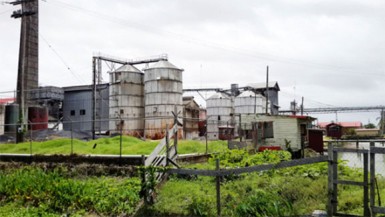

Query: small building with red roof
(318, 121), (362, 139)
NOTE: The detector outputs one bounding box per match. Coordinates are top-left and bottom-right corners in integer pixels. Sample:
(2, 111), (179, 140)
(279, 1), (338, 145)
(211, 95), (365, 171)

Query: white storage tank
(234, 90), (268, 114)
(109, 64), (145, 137)
(206, 93), (233, 140)
(144, 60), (183, 139)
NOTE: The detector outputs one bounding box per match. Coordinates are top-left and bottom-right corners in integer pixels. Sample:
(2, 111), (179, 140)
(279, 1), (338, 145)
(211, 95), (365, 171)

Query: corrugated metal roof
(146, 60), (181, 70)
(114, 64), (141, 73)
(319, 122), (362, 128)
(0, 98), (15, 104)
(246, 81), (280, 90)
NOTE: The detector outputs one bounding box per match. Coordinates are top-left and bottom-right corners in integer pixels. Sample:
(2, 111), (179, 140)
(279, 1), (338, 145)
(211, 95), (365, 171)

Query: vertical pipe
(216, 159), (221, 217)
(92, 57), (96, 140)
(301, 96), (304, 116)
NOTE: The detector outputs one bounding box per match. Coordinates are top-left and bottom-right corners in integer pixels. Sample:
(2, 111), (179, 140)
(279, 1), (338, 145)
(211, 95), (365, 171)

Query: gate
(328, 141), (385, 216)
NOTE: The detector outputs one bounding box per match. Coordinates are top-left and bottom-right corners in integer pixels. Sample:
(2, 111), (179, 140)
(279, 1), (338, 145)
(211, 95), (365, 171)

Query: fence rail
(168, 156), (328, 177)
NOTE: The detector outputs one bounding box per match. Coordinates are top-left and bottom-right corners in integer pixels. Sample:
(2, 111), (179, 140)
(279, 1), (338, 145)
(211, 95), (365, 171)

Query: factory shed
(62, 84), (109, 134)
(240, 114), (317, 152)
(182, 96), (200, 139)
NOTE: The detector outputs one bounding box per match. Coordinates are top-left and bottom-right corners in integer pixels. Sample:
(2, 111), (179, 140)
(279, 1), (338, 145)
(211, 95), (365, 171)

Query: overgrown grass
(0, 166), (141, 216)
(0, 136), (227, 155)
(142, 150), (385, 216)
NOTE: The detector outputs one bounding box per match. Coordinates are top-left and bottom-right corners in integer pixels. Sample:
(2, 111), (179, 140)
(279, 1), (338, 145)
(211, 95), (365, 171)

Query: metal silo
(234, 91), (267, 114)
(4, 104), (19, 135)
(109, 64), (145, 137)
(28, 106), (48, 130)
(206, 93), (233, 140)
(144, 60), (183, 139)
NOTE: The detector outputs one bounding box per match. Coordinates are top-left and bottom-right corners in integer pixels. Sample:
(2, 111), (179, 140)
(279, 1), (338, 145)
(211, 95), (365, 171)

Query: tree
(364, 123), (376, 129)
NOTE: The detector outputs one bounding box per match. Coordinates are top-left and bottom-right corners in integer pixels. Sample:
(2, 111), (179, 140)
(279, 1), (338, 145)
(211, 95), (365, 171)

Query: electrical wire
(39, 32), (87, 84)
(42, 0), (385, 78)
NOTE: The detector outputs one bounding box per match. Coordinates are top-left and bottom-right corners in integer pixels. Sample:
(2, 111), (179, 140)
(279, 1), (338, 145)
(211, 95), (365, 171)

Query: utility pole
(265, 65), (269, 114)
(301, 96), (304, 116)
(10, 0), (39, 143)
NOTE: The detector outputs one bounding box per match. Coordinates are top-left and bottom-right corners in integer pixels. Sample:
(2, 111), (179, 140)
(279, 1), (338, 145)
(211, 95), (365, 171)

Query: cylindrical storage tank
(144, 60), (183, 139)
(206, 93), (233, 140)
(234, 91), (267, 114)
(109, 64), (144, 137)
(0, 104), (5, 135)
(4, 104), (19, 134)
(28, 106), (48, 130)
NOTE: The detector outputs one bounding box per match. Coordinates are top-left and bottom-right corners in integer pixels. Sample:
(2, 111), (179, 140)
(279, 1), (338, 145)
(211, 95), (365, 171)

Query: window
(70, 110), (75, 116)
(120, 109), (124, 114)
(218, 116), (221, 121)
(263, 121), (274, 138)
(80, 109), (86, 115)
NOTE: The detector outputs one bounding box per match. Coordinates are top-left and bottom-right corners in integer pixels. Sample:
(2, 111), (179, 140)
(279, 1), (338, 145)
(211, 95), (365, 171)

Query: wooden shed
(240, 114), (317, 152)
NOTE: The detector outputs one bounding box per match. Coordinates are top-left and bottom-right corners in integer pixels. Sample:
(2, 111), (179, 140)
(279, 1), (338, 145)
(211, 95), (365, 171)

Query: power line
(39, 33), (87, 84)
(43, 0), (385, 77)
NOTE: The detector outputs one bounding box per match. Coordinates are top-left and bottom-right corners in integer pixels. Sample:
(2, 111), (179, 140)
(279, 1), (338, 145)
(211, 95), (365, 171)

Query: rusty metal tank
(144, 60), (183, 139)
(28, 106), (48, 130)
(109, 64), (145, 137)
(206, 93), (233, 140)
(4, 104), (19, 134)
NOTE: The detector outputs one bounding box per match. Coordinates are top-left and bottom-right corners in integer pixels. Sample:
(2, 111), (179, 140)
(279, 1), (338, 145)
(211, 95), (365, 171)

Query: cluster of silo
(144, 61), (183, 139)
(206, 93), (233, 140)
(109, 64), (145, 137)
(234, 90), (268, 114)
(109, 60), (183, 139)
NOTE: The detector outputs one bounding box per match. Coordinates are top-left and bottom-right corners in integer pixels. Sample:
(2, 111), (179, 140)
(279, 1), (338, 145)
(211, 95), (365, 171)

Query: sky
(0, 0), (384, 124)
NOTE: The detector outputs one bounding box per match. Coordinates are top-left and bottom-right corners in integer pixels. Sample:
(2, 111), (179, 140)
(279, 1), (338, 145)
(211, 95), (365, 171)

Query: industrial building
(62, 84), (109, 134)
(182, 96), (200, 139)
(205, 82), (278, 140)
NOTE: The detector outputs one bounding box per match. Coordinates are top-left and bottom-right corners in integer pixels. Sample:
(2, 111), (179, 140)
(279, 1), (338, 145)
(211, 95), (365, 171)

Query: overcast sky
(1, 0), (384, 123)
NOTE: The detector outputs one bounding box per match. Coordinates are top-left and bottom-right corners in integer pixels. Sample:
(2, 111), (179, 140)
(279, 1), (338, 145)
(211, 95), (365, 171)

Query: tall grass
(0, 136), (227, 155)
(0, 166), (141, 216)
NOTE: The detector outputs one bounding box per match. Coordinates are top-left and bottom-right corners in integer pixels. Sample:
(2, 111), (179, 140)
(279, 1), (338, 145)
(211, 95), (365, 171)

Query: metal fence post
(166, 124), (169, 166)
(29, 122), (32, 157)
(327, 142), (335, 216)
(71, 120), (73, 155)
(216, 159), (221, 217)
(370, 142), (375, 216)
(364, 150), (369, 217)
